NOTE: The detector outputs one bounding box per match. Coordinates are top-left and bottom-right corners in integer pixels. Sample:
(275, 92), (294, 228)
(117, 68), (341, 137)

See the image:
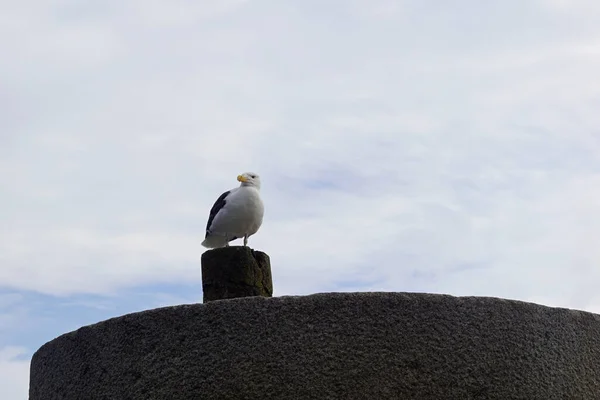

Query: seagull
(201, 172), (265, 249)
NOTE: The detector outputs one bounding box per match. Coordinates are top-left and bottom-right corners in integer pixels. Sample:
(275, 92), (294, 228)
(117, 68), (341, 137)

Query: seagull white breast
(201, 175), (264, 248)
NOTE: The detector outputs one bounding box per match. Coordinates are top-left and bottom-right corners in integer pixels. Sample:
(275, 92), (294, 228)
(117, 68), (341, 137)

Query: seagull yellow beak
(237, 174), (247, 182)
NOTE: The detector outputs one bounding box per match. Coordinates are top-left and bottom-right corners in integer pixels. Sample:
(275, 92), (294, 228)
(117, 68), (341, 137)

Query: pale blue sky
(3, 0), (600, 398)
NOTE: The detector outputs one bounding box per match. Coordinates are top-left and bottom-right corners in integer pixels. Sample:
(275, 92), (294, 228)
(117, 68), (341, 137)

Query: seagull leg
(243, 235), (248, 247)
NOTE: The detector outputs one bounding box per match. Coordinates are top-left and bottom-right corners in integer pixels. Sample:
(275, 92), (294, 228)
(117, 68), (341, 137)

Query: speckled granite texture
(29, 292), (600, 399)
(201, 246), (272, 302)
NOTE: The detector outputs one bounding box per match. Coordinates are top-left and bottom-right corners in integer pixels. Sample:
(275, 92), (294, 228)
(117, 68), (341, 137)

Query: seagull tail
(201, 234), (228, 249)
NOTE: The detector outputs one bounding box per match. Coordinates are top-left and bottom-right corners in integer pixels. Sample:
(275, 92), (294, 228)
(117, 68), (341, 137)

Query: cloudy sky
(3, 0), (600, 398)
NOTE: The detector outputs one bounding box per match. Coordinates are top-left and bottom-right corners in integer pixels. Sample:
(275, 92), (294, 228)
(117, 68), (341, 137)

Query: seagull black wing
(205, 190), (230, 238)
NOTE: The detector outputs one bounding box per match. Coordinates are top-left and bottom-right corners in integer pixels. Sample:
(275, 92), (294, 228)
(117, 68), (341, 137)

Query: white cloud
(121, 0), (250, 26)
(1, 0), (600, 315)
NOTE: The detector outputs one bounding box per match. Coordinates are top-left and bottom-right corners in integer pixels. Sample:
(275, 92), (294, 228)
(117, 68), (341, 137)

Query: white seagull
(201, 172), (264, 248)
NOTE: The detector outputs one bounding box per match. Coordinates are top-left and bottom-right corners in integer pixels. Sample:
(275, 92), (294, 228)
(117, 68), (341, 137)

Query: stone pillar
(201, 246), (272, 302)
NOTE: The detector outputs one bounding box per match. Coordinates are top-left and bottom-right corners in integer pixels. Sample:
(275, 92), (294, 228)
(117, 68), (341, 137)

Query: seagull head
(237, 172), (261, 189)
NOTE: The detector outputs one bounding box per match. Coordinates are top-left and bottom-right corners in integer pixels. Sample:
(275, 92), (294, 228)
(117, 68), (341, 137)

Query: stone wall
(29, 292), (600, 399)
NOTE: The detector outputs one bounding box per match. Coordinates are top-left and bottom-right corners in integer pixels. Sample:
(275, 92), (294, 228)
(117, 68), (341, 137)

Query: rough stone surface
(29, 292), (600, 400)
(201, 246), (272, 302)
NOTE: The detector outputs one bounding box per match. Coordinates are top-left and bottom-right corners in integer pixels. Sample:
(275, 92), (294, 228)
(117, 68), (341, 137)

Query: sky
(2, 0), (600, 398)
